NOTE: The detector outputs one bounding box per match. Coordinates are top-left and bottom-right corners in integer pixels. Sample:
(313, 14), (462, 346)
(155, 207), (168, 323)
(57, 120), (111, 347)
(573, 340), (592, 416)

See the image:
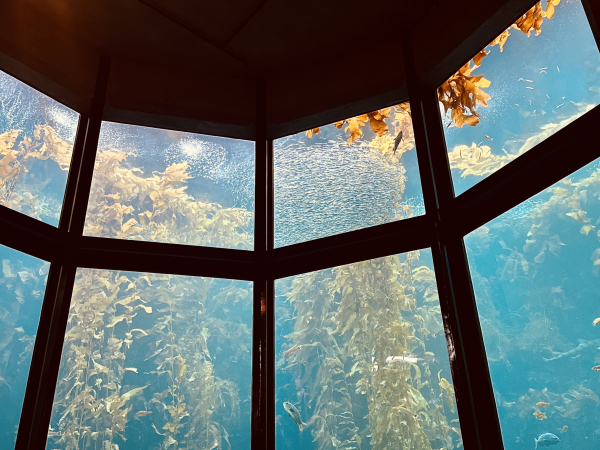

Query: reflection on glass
(465, 157), (600, 449)
(274, 103), (424, 248)
(441, 0), (600, 195)
(0, 245), (48, 446)
(0, 70), (79, 225)
(84, 122), (255, 249)
(46, 270), (252, 450)
(275, 249), (461, 449)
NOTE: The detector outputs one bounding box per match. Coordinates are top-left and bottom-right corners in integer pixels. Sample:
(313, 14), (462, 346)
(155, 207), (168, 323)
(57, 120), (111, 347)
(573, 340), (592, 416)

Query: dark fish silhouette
(393, 131), (403, 154)
(535, 433), (560, 449)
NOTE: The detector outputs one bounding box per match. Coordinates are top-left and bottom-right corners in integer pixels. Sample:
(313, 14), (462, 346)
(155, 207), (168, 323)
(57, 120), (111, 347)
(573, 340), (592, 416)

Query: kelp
(84, 149), (252, 249)
(280, 252), (460, 450)
(507, 384), (599, 421)
(0, 125), (73, 221)
(0, 256), (47, 416)
(49, 269), (251, 450)
(447, 103), (595, 179)
(0, 126), (258, 449)
(304, 102), (415, 161)
(439, 0), (563, 128)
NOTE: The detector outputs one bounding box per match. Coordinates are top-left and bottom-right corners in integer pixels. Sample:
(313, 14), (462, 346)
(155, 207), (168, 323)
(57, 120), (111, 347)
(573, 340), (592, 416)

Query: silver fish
(535, 433), (560, 449)
(283, 401), (307, 432)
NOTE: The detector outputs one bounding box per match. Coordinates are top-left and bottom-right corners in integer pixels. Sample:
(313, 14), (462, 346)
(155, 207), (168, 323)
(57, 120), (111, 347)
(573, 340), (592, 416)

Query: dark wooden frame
(3, 0), (600, 448)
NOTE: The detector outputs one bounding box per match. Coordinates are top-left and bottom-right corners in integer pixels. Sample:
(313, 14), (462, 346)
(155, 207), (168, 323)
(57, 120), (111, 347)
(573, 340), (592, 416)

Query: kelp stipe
(277, 251), (462, 450)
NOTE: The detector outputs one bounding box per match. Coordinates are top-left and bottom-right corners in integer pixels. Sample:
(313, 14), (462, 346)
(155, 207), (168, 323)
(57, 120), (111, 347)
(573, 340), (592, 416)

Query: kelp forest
(276, 251), (462, 450)
(0, 111), (255, 449)
(1, 0), (600, 449)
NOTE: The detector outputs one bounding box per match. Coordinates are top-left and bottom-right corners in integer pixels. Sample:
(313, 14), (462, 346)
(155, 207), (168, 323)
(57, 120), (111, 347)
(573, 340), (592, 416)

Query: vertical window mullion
(401, 32), (504, 450)
(15, 57), (111, 450)
(252, 78), (276, 450)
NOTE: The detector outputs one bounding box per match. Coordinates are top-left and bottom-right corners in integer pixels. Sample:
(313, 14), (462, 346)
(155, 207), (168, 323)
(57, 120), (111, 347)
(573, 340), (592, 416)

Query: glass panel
(441, 0), (600, 195)
(274, 103), (424, 248)
(465, 157), (600, 448)
(0, 70), (79, 226)
(84, 122), (255, 250)
(0, 245), (49, 446)
(275, 249), (462, 450)
(46, 270), (252, 450)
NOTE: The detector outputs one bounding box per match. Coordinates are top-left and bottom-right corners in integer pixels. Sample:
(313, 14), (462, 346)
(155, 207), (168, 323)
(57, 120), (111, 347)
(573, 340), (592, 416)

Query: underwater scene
(465, 155), (600, 450)
(440, 0), (600, 195)
(275, 249), (462, 450)
(0, 69), (79, 226)
(274, 102), (424, 248)
(83, 122), (255, 250)
(46, 269), (253, 450)
(0, 245), (48, 449)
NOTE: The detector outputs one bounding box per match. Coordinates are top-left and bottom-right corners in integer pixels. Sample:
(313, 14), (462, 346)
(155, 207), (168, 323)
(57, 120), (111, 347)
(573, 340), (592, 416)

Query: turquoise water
(465, 157), (600, 450)
(275, 249), (462, 450)
(0, 245), (48, 449)
(443, 0), (600, 196)
(0, 70), (78, 226)
(0, 1), (599, 449)
(84, 121), (255, 250)
(45, 270), (253, 450)
(274, 109), (425, 248)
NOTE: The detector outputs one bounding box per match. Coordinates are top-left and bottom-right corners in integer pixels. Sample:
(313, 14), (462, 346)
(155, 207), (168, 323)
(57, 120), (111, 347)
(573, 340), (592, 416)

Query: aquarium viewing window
(0, 1), (600, 450)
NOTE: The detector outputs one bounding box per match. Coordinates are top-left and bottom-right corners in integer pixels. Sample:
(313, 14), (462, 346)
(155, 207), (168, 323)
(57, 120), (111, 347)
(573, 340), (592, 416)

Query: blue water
(275, 250), (462, 450)
(85, 121), (255, 250)
(443, 0), (600, 196)
(1, 1), (600, 449)
(0, 70), (78, 226)
(45, 271), (253, 450)
(0, 245), (48, 449)
(465, 157), (600, 450)
(274, 111), (425, 248)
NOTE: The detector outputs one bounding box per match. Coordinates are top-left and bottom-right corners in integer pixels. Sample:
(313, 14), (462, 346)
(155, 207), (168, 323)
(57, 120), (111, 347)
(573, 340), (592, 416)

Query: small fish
(284, 346), (301, 358)
(557, 66), (560, 73)
(14, 327), (24, 333)
(393, 131), (403, 154)
(535, 433), (560, 449)
(386, 355), (418, 364)
(556, 104), (564, 109)
(526, 87), (534, 90)
(593, 317), (600, 326)
(540, 67), (548, 70)
(534, 411), (547, 420)
(592, 365), (600, 371)
(526, 79), (534, 83)
(536, 402), (550, 407)
(561, 426), (568, 433)
(546, 94), (550, 99)
(393, 405), (418, 418)
(485, 135), (493, 141)
(283, 401), (308, 432)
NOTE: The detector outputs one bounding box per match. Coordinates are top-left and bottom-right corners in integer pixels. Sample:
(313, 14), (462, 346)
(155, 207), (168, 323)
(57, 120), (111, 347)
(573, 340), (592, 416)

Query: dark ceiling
(0, 0), (540, 139)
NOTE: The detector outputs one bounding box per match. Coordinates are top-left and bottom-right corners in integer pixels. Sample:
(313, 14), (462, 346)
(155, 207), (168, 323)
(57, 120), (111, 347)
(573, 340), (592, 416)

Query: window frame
(0, 1), (598, 449)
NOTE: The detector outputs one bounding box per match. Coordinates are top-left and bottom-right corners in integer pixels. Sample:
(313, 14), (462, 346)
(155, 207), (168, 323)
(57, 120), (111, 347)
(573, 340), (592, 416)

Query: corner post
(400, 31), (504, 450)
(15, 56), (111, 450)
(252, 78), (275, 450)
